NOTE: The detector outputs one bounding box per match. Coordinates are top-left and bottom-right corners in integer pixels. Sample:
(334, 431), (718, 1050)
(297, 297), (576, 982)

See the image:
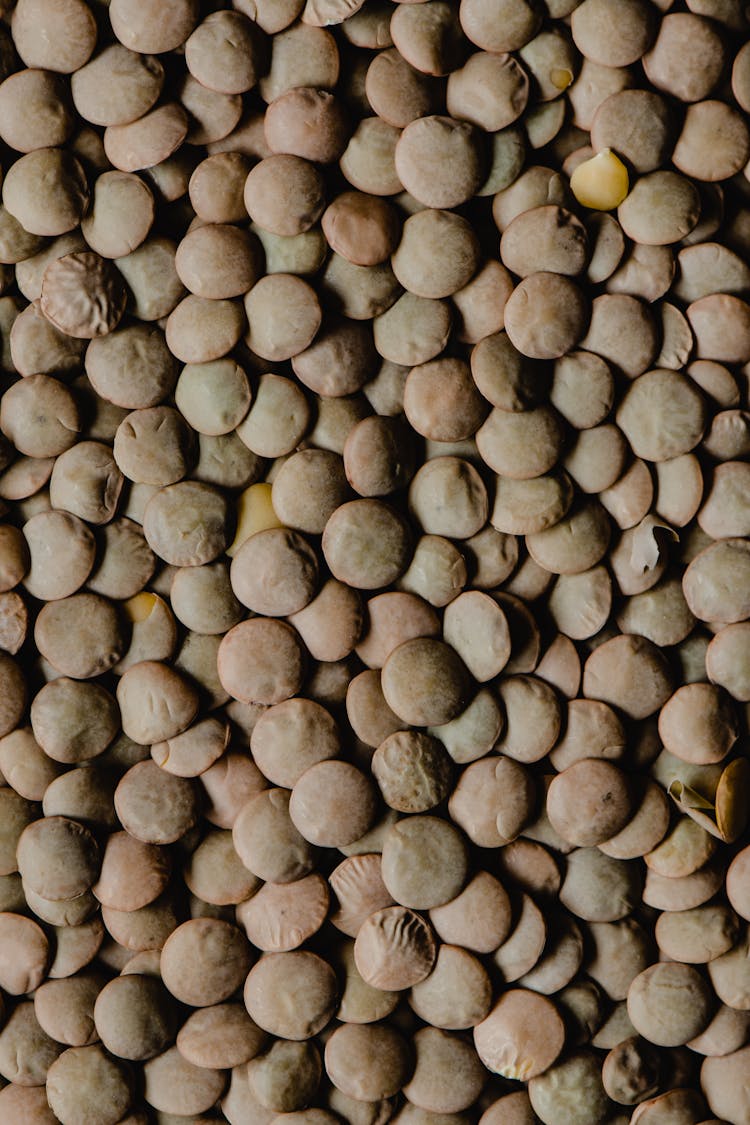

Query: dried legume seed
(0, 2), (748, 1120)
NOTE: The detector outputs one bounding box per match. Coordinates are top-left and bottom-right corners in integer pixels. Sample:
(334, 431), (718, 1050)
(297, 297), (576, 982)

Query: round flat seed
(474, 990), (565, 1081)
(354, 905), (436, 990)
(116, 663), (198, 744)
(430, 871), (512, 954)
(643, 12), (725, 101)
(616, 369), (706, 462)
(706, 621), (750, 697)
(165, 294), (246, 364)
(0, 912), (49, 994)
(373, 291), (453, 367)
(238, 874), (329, 952)
(403, 1026), (485, 1114)
(381, 637), (470, 727)
(449, 756), (535, 848)
(493, 677), (560, 765)
(442, 591), (511, 683)
(504, 273), (588, 360)
(30, 678), (118, 765)
(232, 788), (315, 885)
(365, 48), (441, 129)
(176, 1003), (266, 1071)
(17, 815), (99, 903)
(477, 405), (565, 480)
(329, 854), (394, 938)
(290, 760), (377, 847)
(161, 918), (252, 1007)
(372, 730), (452, 813)
(528, 1050), (610, 1125)
(244, 951), (338, 1040)
(581, 293), (658, 378)
(0, 69), (74, 154)
(655, 904), (739, 964)
(491, 471), (573, 537)
(501, 206), (587, 278)
(547, 760), (632, 846)
(459, 0), (541, 53)
(1, 374), (81, 459)
(218, 619), (306, 706)
(673, 99), (750, 182)
(583, 634), (673, 719)
(142, 481), (228, 566)
(35, 594), (126, 679)
(142, 1045), (225, 1116)
(323, 500), (412, 590)
(409, 944), (492, 1031)
(81, 172), (155, 261)
(230, 528), (318, 617)
(380, 815), (469, 910)
(409, 456), (487, 540)
(683, 538), (750, 623)
(3, 148), (88, 237)
(41, 252), (127, 339)
(175, 223), (261, 301)
(618, 171), (700, 245)
(658, 683), (738, 765)
(701, 1045), (750, 1125)
(264, 87), (349, 164)
(727, 846), (750, 922)
(72, 44), (165, 127)
(245, 274), (322, 361)
(324, 1022), (413, 1102)
(591, 89), (673, 173)
(22, 511), (95, 601)
(599, 778), (670, 860)
(109, 0), (200, 53)
(46, 1045), (133, 1125)
(93, 831), (171, 912)
(102, 104), (188, 174)
(185, 10), (264, 95)
(447, 51), (530, 132)
(571, 0), (655, 65)
(251, 697), (340, 788)
(93, 975), (175, 1061)
(395, 115), (485, 209)
(114, 761), (199, 844)
(627, 962), (714, 1046)
(526, 498), (611, 575)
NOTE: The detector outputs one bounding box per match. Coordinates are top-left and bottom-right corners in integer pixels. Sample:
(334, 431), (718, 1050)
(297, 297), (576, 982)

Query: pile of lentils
(2, 0), (750, 1122)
